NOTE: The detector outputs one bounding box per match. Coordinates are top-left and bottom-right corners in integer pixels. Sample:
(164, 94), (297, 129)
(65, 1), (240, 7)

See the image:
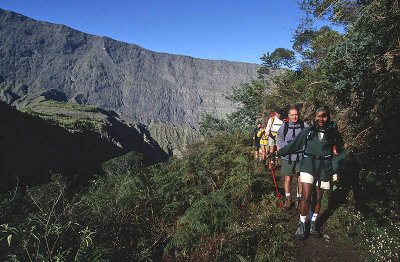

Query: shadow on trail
(264, 158), (364, 262)
(318, 157), (362, 227)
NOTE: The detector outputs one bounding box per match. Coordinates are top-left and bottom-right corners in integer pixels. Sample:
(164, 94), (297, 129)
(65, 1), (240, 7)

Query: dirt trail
(269, 163), (362, 262)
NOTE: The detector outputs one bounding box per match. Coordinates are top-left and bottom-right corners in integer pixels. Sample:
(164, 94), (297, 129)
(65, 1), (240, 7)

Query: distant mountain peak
(0, 8), (275, 128)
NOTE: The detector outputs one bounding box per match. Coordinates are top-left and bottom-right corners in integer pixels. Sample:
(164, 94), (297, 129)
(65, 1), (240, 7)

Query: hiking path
(267, 162), (362, 262)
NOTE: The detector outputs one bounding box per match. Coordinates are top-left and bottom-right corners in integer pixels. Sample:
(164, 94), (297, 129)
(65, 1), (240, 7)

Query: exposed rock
(20, 100), (169, 163)
(0, 100), (175, 189)
(146, 121), (202, 157)
(0, 8), (276, 129)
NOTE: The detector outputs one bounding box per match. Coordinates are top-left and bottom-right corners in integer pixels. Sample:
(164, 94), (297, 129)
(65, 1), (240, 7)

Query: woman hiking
(252, 121), (263, 160)
(271, 107), (346, 240)
(257, 123), (269, 162)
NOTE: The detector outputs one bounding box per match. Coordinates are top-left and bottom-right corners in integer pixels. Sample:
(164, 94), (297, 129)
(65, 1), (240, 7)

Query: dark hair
(315, 106), (331, 121)
(315, 106), (330, 114)
(275, 108), (284, 115)
(314, 106), (333, 132)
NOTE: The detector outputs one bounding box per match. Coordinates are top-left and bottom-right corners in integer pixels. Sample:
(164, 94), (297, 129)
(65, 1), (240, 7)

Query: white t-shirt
(266, 116), (283, 133)
(318, 131), (325, 141)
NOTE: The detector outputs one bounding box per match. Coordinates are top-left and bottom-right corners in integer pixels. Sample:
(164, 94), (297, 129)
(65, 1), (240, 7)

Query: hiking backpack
(282, 121), (305, 141)
(282, 121), (305, 163)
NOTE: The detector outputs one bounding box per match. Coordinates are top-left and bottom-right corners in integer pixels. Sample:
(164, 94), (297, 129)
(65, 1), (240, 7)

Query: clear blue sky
(1, 0), (305, 64)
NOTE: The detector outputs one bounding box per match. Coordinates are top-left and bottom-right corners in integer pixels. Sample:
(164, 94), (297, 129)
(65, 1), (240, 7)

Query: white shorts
(300, 172), (330, 190)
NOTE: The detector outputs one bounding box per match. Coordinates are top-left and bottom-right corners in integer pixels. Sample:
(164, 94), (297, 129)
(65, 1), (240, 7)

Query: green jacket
(278, 125), (346, 181)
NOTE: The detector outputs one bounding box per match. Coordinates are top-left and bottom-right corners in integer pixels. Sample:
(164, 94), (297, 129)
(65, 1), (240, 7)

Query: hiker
(265, 112), (275, 155)
(277, 107), (308, 211)
(257, 123), (269, 161)
(265, 110), (283, 166)
(252, 122), (262, 160)
(272, 106), (345, 240)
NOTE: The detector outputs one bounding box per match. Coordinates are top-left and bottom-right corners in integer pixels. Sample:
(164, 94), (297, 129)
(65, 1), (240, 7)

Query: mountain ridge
(0, 8), (274, 129)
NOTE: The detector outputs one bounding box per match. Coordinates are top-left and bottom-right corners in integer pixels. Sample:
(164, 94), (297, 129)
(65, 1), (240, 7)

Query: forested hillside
(0, 1), (399, 261)
(201, 0), (400, 260)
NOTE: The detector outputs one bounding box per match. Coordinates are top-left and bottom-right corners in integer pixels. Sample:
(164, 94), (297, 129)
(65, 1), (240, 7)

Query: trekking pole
(269, 159), (284, 217)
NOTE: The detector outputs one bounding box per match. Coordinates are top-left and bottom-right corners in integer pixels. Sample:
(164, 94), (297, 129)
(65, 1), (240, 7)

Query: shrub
(101, 151), (143, 176)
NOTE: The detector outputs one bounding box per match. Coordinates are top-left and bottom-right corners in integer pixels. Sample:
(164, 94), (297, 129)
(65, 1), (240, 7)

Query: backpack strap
(283, 121), (305, 141)
(283, 121), (289, 141)
(267, 117), (276, 140)
(304, 152), (333, 188)
(293, 121), (305, 163)
(269, 116), (275, 130)
(283, 121), (306, 163)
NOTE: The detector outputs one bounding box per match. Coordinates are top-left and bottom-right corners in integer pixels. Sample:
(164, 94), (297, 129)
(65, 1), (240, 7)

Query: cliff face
(0, 8), (267, 128)
(0, 99), (176, 189)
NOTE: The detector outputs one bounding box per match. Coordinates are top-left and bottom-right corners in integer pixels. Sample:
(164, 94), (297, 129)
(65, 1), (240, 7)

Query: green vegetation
(21, 101), (110, 132)
(101, 151), (144, 176)
(1, 1), (399, 261)
(147, 122), (201, 156)
(328, 191), (400, 261)
(0, 134), (294, 261)
(27, 100), (109, 113)
(199, 1), (400, 260)
(259, 48), (296, 69)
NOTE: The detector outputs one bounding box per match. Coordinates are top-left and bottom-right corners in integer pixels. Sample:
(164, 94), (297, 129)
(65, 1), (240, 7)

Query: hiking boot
(310, 221), (322, 238)
(295, 221), (306, 240)
(284, 197), (292, 211)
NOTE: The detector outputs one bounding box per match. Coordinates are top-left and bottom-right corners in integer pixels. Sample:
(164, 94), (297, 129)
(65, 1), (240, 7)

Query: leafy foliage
(21, 101), (110, 133)
(2, 1), (399, 261)
(157, 134), (292, 261)
(293, 26), (344, 65)
(101, 151), (143, 176)
(0, 175), (109, 261)
(320, 0), (400, 197)
(224, 79), (270, 130)
(198, 113), (229, 136)
(0, 133), (295, 261)
(199, 1), (400, 260)
(259, 48), (296, 69)
(298, 0), (373, 27)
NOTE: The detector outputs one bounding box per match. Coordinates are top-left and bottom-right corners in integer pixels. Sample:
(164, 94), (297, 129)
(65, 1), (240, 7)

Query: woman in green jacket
(275, 107), (346, 240)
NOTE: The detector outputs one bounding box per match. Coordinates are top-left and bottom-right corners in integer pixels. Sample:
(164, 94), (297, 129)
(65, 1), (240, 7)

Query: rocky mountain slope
(0, 100), (171, 188)
(19, 99), (193, 160)
(0, 8), (272, 129)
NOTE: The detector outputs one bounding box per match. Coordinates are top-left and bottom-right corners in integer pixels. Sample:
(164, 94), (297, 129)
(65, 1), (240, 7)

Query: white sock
(285, 193), (290, 197)
(312, 213), (318, 221)
(297, 193), (301, 198)
(300, 215), (306, 223)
